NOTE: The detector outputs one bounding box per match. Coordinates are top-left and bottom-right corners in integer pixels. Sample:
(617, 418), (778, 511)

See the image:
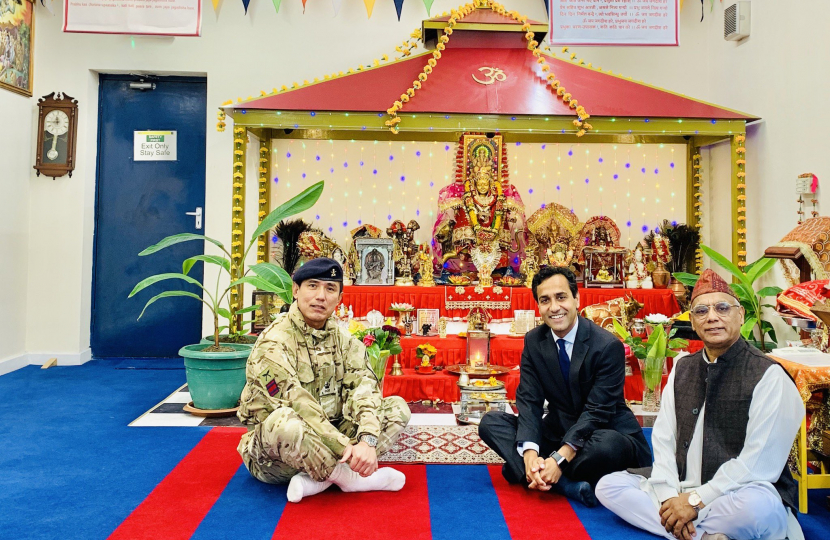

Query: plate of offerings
(458, 376), (505, 391)
(448, 275), (472, 285)
(445, 364), (510, 378)
(497, 276), (524, 287)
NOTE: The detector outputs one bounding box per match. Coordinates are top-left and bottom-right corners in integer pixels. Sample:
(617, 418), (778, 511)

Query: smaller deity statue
(388, 220), (419, 286)
(625, 243), (653, 289)
(596, 265), (614, 282)
(519, 241), (540, 288)
(416, 243), (435, 286)
(364, 248), (386, 285)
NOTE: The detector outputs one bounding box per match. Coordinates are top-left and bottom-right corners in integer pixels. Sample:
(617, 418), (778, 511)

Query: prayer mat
(379, 424), (504, 465)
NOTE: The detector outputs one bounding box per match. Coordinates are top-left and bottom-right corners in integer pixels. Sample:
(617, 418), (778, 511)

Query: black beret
(292, 257), (343, 285)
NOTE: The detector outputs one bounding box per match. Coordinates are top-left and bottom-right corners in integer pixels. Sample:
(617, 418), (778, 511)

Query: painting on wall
(0, 0), (34, 97)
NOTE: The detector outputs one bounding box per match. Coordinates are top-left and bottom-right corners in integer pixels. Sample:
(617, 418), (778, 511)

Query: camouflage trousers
(237, 396), (410, 484)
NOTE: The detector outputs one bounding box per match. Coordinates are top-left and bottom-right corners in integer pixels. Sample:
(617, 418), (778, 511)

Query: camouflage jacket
(237, 302), (381, 456)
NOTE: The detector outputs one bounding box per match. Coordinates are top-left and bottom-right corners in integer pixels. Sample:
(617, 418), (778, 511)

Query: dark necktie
(557, 338), (570, 386)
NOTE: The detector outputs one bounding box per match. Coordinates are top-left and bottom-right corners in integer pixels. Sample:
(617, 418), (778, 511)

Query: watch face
(44, 110), (70, 136)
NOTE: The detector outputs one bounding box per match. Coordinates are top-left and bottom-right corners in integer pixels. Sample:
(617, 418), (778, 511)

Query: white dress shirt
(517, 318), (579, 456)
(648, 350), (803, 505)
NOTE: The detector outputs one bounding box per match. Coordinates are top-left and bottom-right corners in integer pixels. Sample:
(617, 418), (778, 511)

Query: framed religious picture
(250, 290), (284, 334)
(417, 309), (440, 336)
(0, 0), (34, 97)
(355, 238), (394, 286)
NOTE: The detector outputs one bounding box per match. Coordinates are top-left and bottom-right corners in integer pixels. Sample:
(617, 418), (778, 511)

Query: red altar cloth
(342, 285), (680, 321)
(382, 367), (521, 403)
(399, 335), (524, 368)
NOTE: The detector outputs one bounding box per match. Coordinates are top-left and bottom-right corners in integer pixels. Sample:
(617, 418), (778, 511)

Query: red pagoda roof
(237, 45), (754, 120)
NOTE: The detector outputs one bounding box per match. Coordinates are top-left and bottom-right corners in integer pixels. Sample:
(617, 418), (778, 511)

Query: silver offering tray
(780, 315), (818, 330)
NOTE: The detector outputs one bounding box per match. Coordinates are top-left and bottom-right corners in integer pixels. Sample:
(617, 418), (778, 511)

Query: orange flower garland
(735, 134), (747, 269)
(385, 1), (593, 136)
(692, 153), (703, 272)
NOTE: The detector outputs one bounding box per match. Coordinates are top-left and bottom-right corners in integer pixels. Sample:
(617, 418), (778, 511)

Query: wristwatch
(548, 450), (567, 467)
(688, 491), (703, 515)
(358, 433), (378, 448)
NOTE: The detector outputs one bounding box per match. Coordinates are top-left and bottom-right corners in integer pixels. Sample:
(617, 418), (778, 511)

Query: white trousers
(595, 472), (791, 540)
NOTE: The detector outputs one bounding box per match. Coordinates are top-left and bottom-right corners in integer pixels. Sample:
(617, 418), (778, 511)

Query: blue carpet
(0, 360), (828, 539)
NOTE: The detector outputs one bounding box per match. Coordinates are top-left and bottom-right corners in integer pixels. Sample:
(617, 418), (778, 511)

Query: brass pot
(652, 262), (670, 289)
(670, 278), (688, 306)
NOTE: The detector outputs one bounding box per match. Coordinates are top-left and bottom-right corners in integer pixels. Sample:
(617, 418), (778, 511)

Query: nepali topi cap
(690, 268), (739, 303)
(292, 257), (343, 285)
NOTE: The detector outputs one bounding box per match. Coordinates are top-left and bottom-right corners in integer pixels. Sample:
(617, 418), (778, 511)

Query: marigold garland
(734, 134), (747, 268)
(385, 2), (593, 136)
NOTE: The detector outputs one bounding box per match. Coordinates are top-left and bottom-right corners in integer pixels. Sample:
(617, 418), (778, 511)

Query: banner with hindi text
(63, 0), (202, 37)
(548, 0), (678, 46)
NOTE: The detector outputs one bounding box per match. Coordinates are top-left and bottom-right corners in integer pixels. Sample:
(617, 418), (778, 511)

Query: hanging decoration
(211, 0), (221, 12)
(734, 134), (747, 268)
(271, 0), (282, 12)
(332, 0), (343, 16)
(363, 0), (376, 18)
(692, 152), (703, 272)
(302, 0), (308, 12)
(422, 0), (435, 16)
(242, 0), (251, 14)
(385, 1), (593, 137)
(257, 139), (271, 262)
(394, 0), (405, 20)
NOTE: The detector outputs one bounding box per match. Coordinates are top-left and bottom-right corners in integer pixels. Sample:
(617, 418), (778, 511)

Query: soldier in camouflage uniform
(237, 257), (411, 502)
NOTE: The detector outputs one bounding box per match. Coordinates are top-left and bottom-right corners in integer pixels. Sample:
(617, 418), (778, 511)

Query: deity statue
(626, 243), (653, 289)
(346, 224), (383, 283)
(387, 219), (419, 286)
(364, 248), (386, 285)
(519, 240), (540, 288)
(432, 134), (527, 276)
(527, 202), (583, 274)
(416, 242), (435, 286)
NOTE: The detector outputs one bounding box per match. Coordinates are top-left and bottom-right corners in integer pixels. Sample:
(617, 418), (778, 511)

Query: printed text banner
(548, 0), (678, 46)
(63, 0), (202, 37)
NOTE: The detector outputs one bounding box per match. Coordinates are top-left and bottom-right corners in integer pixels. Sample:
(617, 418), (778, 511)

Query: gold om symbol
(472, 67), (507, 85)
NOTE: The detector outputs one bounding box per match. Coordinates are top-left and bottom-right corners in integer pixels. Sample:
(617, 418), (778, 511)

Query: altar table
(342, 285), (680, 321)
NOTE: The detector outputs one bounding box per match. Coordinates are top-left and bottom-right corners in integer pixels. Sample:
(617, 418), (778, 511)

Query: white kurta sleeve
(695, 366), (803, 506)
(647, 362), (682, 502)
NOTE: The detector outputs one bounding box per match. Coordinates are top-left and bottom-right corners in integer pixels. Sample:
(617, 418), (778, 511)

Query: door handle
(185, 207), (203, 230)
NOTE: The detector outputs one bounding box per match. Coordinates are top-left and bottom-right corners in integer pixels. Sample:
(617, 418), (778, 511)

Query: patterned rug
(379, 425), (504, 464)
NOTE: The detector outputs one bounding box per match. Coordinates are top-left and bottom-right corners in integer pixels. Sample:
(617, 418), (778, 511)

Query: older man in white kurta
(596, 269), (804, 540)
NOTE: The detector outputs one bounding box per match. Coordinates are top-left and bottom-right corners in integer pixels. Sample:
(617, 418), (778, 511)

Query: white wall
(6, 0), (828, 361)
(0, 88), (31, 373)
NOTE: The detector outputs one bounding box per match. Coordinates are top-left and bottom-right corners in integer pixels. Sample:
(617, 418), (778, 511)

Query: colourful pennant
(542, 0), (548, 16)
(363, 0), (375, 18)
(422, 0), (434, 16)
(394, 0), (404, 20)
(242, 0), (250, 14)
(212, 0), (221, 11)
(332, 0), (343, 16)
(302, 0), (307, 12)
(272, 0), (282, 12)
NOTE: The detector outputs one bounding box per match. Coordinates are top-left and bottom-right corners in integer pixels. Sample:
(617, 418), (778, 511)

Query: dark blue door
(91, 75), (207, 358)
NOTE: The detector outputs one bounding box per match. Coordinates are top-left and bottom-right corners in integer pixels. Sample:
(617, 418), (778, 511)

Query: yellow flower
(233, 206), (243, 212)
(259, 167), (268, 174)
(233, 194), (243, 200)
(233, 183), (243, 189)
(546, 74), (556, 82)
(444, 27), (453, 35)
(582, 123), (593, 130)
(233, 218), (242, 224)
(541, 64), (550, 72)
(557, 87), (566, 96)
(694, 202), (702, 207)
(522, 23), (531, 31)
(562, 93), (572, 101)
(439, 35), (449, 44)
(736, 147), (746, 154)
(562, 47), (569, 53)
(394, 101), (403, 109)
(413, 81), (422, 90)
(437, 43), (446, 51)
(736, 134), (746, 142)
(233, 172), (244, 179)
(400, 94), (410, 103)
(576, 129), (586, 137)
(382, 54), (389, 61)
(569, 99), (578, 108)
(259, 198), (266, 204)
(694, 183), (701, 188)
(737, 172), (746, 178)
(736, 159), (746, 165)
(738, 206), (746, 212)
(533, 49), (542, 58)
(428, 58), (437, 68)
(234, 150), (243, 156)
(406, 88), (415, 97)
(259, 187), (266, 193)
(737, 183), (746, 189)
(432, 51), (442, 60)
(234, 138), (244, 145)
(222, 100), (233, 106)
(258, 211), (266, 217)
(418, 73), (428, 82)
(570, 52), (577, 59)
(424, 65), (433, 74)
(737, 195), (746, 201)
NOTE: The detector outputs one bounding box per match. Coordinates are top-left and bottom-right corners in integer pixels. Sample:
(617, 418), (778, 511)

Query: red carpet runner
(489, 465), (591, 540)
(108, 428), (243, 540)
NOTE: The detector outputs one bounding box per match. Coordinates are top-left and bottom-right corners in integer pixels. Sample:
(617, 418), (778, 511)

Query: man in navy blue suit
(479, 266), (651, 506)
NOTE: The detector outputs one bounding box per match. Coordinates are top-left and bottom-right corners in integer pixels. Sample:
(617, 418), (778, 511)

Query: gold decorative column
(230, 126), (247, 333)
(732, 134), (747, 269)
(257, 133), (272, 263)
(688, 147), (703, 272)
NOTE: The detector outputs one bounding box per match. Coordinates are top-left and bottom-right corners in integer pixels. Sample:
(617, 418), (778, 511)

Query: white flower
(390, 302), (415, 311)
(645, 313), (670, 325)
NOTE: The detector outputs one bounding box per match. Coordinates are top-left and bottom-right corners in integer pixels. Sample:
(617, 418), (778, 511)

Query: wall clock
(34, 92), (79, 179)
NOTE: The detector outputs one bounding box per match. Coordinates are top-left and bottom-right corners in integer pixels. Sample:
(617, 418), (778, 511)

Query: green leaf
(767, 327), (778, 346)
(701, 245), (752, 291)
(740, 316), (758, 340)
(672, 272), (700, 287)
(129, 273), (203, 298)
(137, 291), (204, 320)
(235, 304), (260, 315)
(611, 319), (630, 340)
(668, 338), (689, 349)
(229, 276), (292, 304)
(251, 181), (324, 241)
(249, 263), (293, 295)
(744, 258), (777, 285)
(183, 254), (231, 275)
(217, 308), (232, 320)
(756, 286), (783, 298)
(729, 282), (756, 306)
(139, 233), (225, 256)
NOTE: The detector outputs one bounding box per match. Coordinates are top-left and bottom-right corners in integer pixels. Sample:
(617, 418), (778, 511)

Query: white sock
(328, 463), (406, 493)
(286, 472), (333, 503)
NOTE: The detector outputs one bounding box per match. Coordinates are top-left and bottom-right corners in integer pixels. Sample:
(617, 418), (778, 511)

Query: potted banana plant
(129, 181), (324, 410)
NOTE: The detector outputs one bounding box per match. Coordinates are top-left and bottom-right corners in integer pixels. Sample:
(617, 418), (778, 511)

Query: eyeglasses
(690, 302), (741, 319)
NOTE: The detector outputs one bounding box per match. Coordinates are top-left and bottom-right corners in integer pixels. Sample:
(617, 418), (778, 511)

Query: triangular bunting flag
(422, 0), (434, 16)
(302, 0), (307, 12)
(211, 0), (221, 11)
(272, 0), (282, 12)
(242, 0), (250, 14)
(394, 0), (404, 20)
(363, 0), (375, 18)
(543, 0), (548, 17)
(332, 0), (343, 16)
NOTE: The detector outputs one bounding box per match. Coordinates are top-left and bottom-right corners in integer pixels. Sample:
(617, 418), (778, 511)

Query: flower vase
(395, 312), (410, 335)
(375, 349), (391, 396)
(640, 358), (665, 412)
